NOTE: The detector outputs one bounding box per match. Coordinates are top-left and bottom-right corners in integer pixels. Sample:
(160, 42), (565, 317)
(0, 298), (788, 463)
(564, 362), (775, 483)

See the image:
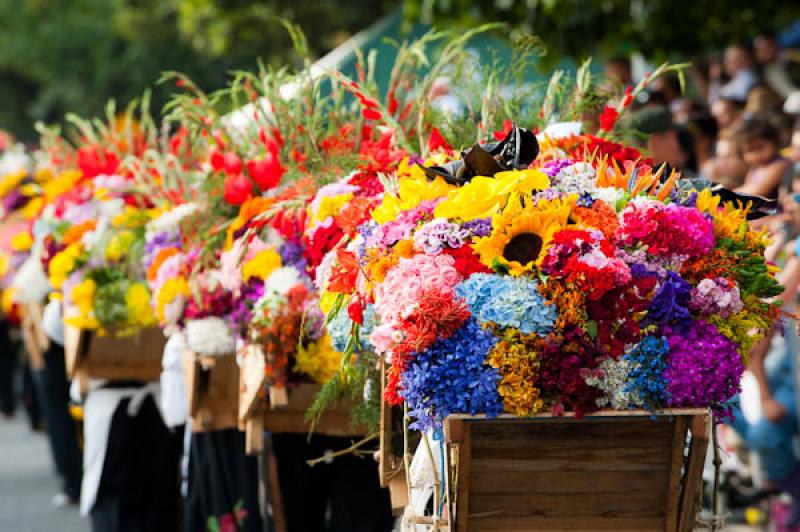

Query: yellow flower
(0, 170), (26, 198)
(473, 195), (571, 275)
(1, 288), (16, 316)
(34, 167), (54, 184)
(105, 231), (136, 262)
(21, 197), (43, 220)
(69, 278), (97, 328)
(434, 169), (550, 221)
(126, 283), (156, 328)
(372, 174), (453, 224)
(43, 170), (81, 203)
(695, 188), (750, 241)
(319, 291), (338, 315)
(48, 243), (83, 289)
(156, 277), (190, 323)
(112, 206), (154, 228)
(0, 253), (9, 278)
(242, 249), (282, 281)
(313, 193), (353, 226)
(294, 334), (342, 384)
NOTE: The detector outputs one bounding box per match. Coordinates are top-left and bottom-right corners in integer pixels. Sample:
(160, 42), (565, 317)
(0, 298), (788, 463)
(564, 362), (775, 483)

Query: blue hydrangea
(328, 304), (376, 353)
(623, 335), (671, 410)
(401, 318), (502, 432)
(455, 273), (557, 335)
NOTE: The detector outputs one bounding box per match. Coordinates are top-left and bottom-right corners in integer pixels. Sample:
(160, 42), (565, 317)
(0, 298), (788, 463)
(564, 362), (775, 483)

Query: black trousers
(91, 393), (183, 532)
(272, 433), (394, 532)
(33, 343), (82, 499)
(185, 429), (263, 532)
(0, 320), (16, 415)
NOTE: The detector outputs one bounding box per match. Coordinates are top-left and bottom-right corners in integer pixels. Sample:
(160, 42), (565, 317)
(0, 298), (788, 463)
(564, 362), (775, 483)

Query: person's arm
(748, 330), (787, 422)
(736, 160), (791, 197)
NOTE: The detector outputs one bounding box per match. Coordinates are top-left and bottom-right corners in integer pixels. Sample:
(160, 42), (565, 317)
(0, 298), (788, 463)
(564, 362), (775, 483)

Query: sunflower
(473, 195), (572, 275)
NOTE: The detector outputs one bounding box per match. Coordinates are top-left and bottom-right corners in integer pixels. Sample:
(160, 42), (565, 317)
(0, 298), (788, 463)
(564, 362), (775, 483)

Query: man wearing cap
(629, 106), (698, 177)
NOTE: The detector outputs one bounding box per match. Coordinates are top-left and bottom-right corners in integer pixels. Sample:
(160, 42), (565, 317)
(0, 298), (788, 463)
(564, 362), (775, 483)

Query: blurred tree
(403, 0), (800, 65)
(0, 0), (394, 141)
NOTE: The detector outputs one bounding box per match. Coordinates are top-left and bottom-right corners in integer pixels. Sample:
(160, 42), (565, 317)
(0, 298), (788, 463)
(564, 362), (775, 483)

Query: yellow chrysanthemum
(294, 334), (342, 384)
(0, 253), (9, 278)
(695, 188), (752, 242)
(472, 195), (572, 275)
(105, 230), (136, 262)
(313, 193), (353, 226)
(434, 169), (550, 221)
(242, 249), (282, 281)
(21, 197), (43, 220)
(48, 243), (83, 289)
(0, 170), (27, 198)
(156, 277), (190, 323)
(68, 278), (97, 330)
(372, 173), (454, 224)
(125, 282), (156, 328)
(112, 206), (156, 228)
(34, 167), (54, 184)
(43, 170), (81, 203)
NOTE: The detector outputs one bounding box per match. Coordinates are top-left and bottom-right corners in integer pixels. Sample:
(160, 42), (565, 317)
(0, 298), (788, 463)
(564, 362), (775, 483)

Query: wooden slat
(262, 383), (365, 437)
(455, 424), (472, 532)
(447, 408), (708, 422)
(469, 491), (666, 518)
(677, 415), (710, 531)
(238, 345), (266, 423)
(469, 469), (667, 495)
(664, 416), (689, 531)
(466, 515), (663, 531)
(379, 358), (393, 487)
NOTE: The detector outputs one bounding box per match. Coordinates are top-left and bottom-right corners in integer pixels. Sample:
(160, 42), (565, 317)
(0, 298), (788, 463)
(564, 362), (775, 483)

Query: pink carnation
(616, 200), (714, 258)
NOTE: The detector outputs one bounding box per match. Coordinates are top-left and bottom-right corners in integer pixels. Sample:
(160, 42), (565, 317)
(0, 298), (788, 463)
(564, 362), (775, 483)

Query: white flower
(552, 162), (597, 195)
(146, 203), (199, 238)
(184, 317), (235, 356)
(264, 267), (302, 297)
(0, 144), (30, 176)
(592, 186), (625, 206)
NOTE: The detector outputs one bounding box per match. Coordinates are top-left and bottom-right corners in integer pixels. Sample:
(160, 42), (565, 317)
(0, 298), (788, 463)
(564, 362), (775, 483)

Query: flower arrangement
(319, 124), (782, 431)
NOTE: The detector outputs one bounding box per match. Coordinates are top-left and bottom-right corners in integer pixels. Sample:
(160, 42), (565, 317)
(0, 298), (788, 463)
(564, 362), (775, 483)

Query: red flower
(598, 105), (619, 132)
(362, 108), (382, 121)
(347, 299), (364, 325)
(444, 246), (491, 277)
(427, 127), (451, 153)
(223, 174), (253, 206)
(246, 153), (284, 191)
(493, 119), (513, 141)
(621, 86), (634, 109)
(77, 145), (119, 179)
(222, 152), (243, 176)
(326, 249), (359, 294)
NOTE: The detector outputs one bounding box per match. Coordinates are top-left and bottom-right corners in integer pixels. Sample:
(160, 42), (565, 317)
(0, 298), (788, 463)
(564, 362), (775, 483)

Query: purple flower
(663, 320), (744, 416)
(461, 217), (492, 238)
(645, 271), (692, 331)
(279, 239), (307, 271)
(541, 158), (574, 178)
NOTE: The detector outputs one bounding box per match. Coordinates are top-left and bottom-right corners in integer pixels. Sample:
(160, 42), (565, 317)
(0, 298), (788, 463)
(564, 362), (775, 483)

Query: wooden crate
(19, 301), (49, 370)
(443, 410), (710, 532)
(62, 308), (165, 382)
(183, 350), (240, 432)
(237, 345), (366, 453)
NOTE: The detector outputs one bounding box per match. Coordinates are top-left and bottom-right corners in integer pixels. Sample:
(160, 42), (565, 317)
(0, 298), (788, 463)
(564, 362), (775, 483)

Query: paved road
(0, 415), (87, 532)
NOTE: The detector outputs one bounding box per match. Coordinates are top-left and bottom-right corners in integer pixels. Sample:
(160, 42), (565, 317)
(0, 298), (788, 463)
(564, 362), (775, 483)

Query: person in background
(755, 33), (799, 100)
(735, 115), (793, 199)
(746, 85), (786, 116)
(630, 106), (697, 176)
(604, 55), (632, 87)
(712, 97), (745, 132)
(709, 130), (748, 189)
(686, 110), (719, 178)
(709, 44), (760, 104)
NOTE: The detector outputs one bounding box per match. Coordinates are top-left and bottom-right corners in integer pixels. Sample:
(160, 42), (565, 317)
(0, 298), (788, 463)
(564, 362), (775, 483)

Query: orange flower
(147, 247), (180, 280)
(572, 200), (619, 240)
(63, 220), (96, 246)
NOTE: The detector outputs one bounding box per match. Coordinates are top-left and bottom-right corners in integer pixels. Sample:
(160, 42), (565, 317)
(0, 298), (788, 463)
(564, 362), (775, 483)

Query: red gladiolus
(347, 299), (364, 325)
(598, 105), (619, 132)
(427, 127), (451, 153)
(326, 249), (359, 294)
(362, 108), (382, 121)
(210, 149), (225, 172)
(223, 174), (253, 206)
(621, 86), (634, 109)
(246, 153), (284, 191)
(222, 152), (242, 176)
(493, 119), (514, 141)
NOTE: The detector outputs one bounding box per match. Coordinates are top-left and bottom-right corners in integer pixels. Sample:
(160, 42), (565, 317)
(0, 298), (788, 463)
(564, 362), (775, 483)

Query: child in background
(736, 116), (793, 199)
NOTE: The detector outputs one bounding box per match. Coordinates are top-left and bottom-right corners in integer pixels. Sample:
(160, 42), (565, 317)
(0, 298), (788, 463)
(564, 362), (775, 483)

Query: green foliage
(0, 0), (395, 141)
(404, 0), (800, 66)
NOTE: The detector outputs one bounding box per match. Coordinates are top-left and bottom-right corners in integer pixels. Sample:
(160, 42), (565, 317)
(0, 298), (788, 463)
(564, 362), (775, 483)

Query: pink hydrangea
(616, 199), (714, 258)
(690, 277), (744, 318)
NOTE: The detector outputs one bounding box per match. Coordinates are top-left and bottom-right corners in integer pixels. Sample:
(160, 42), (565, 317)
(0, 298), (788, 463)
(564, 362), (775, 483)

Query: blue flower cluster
(401, 318), (503, 432)
(645, 271), (692, 332)
(455, 273), (557, 335)
(623, 335), (670, 410)
(328, 304), (376, 353)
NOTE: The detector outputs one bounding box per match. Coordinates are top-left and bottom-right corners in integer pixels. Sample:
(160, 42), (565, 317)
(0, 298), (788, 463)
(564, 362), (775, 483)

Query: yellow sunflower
(472, 195), (572, 275)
